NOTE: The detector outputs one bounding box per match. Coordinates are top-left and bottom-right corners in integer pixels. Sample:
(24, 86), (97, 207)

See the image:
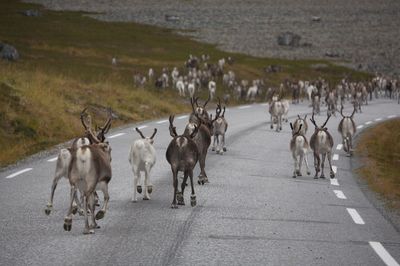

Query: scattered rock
(165, 15), (180, 22)
(277, 32), (301, 47)
(22, 9), (41, 17)
(0, 43), (20, 61)
(324, 50), (341, 58)
(265, 65), (282, 73)
(311, 16), (321, 22)
(311, 63), (328, 69)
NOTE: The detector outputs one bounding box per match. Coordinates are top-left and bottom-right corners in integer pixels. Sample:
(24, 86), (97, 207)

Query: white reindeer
(208, 80), (216, 100)
(290, 123), (311, 178)
(176, 80), (185, 97)
(338, 106), (356, 156)
(129, 128), (157, 202)
(187, 81), (196, 98)
(269, 96), (285, 132)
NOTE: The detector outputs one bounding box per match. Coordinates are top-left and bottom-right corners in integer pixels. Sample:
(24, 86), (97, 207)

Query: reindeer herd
(44, 63), (396, 234)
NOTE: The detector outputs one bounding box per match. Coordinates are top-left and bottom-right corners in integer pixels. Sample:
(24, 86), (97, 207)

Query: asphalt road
(0, 98), (399, 266)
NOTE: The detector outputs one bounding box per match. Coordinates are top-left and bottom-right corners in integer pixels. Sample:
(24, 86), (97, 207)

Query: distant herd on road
(45, 54), (399, 234)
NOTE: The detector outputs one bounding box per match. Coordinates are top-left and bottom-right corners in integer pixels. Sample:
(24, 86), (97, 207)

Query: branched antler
(150, 128), (157, 139)
(169, 115), (178, 137)
(321, 114), (331, 128)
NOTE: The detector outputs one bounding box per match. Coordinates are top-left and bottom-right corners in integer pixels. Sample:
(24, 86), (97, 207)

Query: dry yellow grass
(356, 119), (400, 210)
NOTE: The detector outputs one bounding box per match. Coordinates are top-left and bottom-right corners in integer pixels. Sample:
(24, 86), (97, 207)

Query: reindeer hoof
(292, 175), (296, 178)
(314, 176), (318, 179)
(191, 195), (196, 207)
(270, 125), (273, 129)
(71, 205), (78, 215)
(330, 172), (335, 179)
(223, 147), (227, 152)
(45, 208), (51, 216)
(177, 193), (184, 205)
(137, 185), (142, 194)
(307, 171), (311, 175)
(143, 197), (150, 201)
(78, 209), (85, 216)
(147, 186), (153, 194)
(211, 147), (215, 151)
(170, 203), (178, 209)
(320, 175), (326, 179)
(83, 229), (95, 235)
(90, 224), (100, 229)
(63, 217), (72, 231)
(95, 210), (105, 220)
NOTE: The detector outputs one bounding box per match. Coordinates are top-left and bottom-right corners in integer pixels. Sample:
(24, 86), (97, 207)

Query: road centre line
(330, 178), (339, 186)
(5, 168), (33, 179)
(388, 115), (397, 119)
(333, 154), (339, 161)
(333, 190), (347, 199)
(177, 115), (188, 120)
(137, 125), (148, 130)
(238, 105), (251, 109)
(336, 144), (343, 150)
(261, 103), (269, 106)
(357, 125), (364, 129)
(369, 242), (400, 266)
(375, 118), (382, 121)
(108, 133), (126, 139)
(156, 120), (168, 124)
(346, 208), (365, 225)
(365, 121), (373, 125)
(47, 157), (58, 162)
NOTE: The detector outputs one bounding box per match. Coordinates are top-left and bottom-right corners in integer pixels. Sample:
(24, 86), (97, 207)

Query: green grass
(356, 119), (400, 210)
(0, 0), (371, 167)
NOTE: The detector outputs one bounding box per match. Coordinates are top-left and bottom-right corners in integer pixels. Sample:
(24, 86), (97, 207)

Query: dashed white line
(47, 157), (58, 162)
(6, 168), (33, 179)
(333, 154), (339, 161)
(333, 190), (347, 199)
(346, 208), (365, 225)
(156, 119), (168, 124)
(108, 133), (126, 139)
(137, 125), (148, 130)
(330, 178), (339, 186)
(357, 125), (364, 129)
(365, 121), (373, 125)
(369, 242), (400, 266)
(238, 105), (251, 109)
(332, 166), (337, 174)
(336, 144), (343, 150)
(375, 118), (382, 122)
(177, 115), (188, 120)
(261, 103), (269, 106)
(388, 115), (397, 119)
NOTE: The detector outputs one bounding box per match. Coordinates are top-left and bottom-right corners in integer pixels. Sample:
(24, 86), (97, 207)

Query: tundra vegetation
(0, 0), (370, 167)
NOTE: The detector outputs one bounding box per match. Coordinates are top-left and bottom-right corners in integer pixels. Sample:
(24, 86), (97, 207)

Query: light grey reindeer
(290, 123), (311, 178)
(45, 108), (111, 216)
(129, 127), (157, 202)
(63, 125), (112, 234)
(338, 105), (357, 156)
(166, 115), (199, 209)
(293, 114), (308, 136)
(269, 95), (285, 132)
(309, 113), (335, 179)
(212, 98), (228, 154)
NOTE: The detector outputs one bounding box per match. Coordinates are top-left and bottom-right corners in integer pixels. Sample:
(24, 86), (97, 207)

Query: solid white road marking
(375, 118), (382, 122)
(333, 154), (339, 161)
(357, 125), (364, 129)
(47, 157), (58, 162)
(108, 133), (126, 139)
(333, 190), (347, 199)
(332, 166), (337, 174)
(137, 125), (148, 130)
(388, 115), (397, 119)
(238, 105), (251, 109)
(365, 121), (373, 125)
(177, 115), (188, 120)
(156, 119), (168, 124)
(6, 168), (33, 179)
(346, 208), (365, 225)
(330, 179), (339, 186)
(336, 144), (343, 150)
(261, 103), (269, 106)
(369, 242), (400, 266)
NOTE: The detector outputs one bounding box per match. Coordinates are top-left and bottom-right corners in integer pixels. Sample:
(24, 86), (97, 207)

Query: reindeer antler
(169, 115), (178, 137)
(321, 114), (331, 128)
(80, 107), (91, 130)
(340, 105), (345, 118)
(310, 112), (318, 128)
(98, 108), (112, 135)
(135, 127), (146, 139)
(190, 97), (196, 112)
(203, 93), (210, 108)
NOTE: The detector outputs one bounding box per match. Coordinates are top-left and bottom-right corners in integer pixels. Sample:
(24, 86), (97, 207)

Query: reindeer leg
(178, 171), (188, 205)
(198, 153), (208, 185)
(270, 114), (274, 129)
(304, 153), (311, 176)
(88, 193), (100, 229)
(189, 169), (196, 207)
(63, 186), (76, 232)
(212, 135), (216, 151)
(320, 153), (326, 178)
(82, 195), (93, 234)
(298, 154), (303, 176)
(45, 168), (65, 215)
(313, 152), (320, 179)
(327, 151), (335, 179)
(132, 167), (139, 202)
(95, 182), (110, 221)
(171, 168), (178, 209)
(143, 162), (152, 200)
(222, 134), (227, 152)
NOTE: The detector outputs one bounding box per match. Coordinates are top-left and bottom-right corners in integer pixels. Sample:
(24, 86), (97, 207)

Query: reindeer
(45, 108), (111, 216)
(338, 106), (357, 156)
(269, 96), (285, 132)
(290, 123), (311, 178)
(186, 103), (221, 184)
(293, 114), (308, 136)
(63, 125), (112, 234)
(309, 113), (335, 179)
(166, 115), (199, 209)
(212, 99), (228, 154)
(189, 95), (210, 124)
(129, 127), (157, 202)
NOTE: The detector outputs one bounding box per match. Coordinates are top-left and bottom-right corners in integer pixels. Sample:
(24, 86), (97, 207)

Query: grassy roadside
(0, 0), (371, 167)
(355, 119), (400, 210)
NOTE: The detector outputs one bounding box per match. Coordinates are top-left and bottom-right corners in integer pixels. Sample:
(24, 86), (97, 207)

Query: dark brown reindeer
(63, 116), (112, 234)
(185, 101), (221, 184)
(166, 115), (199, 209)
(338, 105), (356, 156)
(309, 113), (335, 179)
(45, 108), (112, 216)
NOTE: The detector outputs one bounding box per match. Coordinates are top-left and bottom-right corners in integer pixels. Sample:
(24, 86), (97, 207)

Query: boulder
(277, 32), (301, 47)
(0, 43), (20, 61)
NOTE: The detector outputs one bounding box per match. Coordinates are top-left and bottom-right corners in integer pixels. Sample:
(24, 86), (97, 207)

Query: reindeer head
(81, 107), (112, 144)
(340, 105), (356, 119)
(135, 127), (157, 144)
(290, 123), (303, 137)
(310, 113), (331, 133)
(191, 95), (210, 120)
(170, 115), (198, 139)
